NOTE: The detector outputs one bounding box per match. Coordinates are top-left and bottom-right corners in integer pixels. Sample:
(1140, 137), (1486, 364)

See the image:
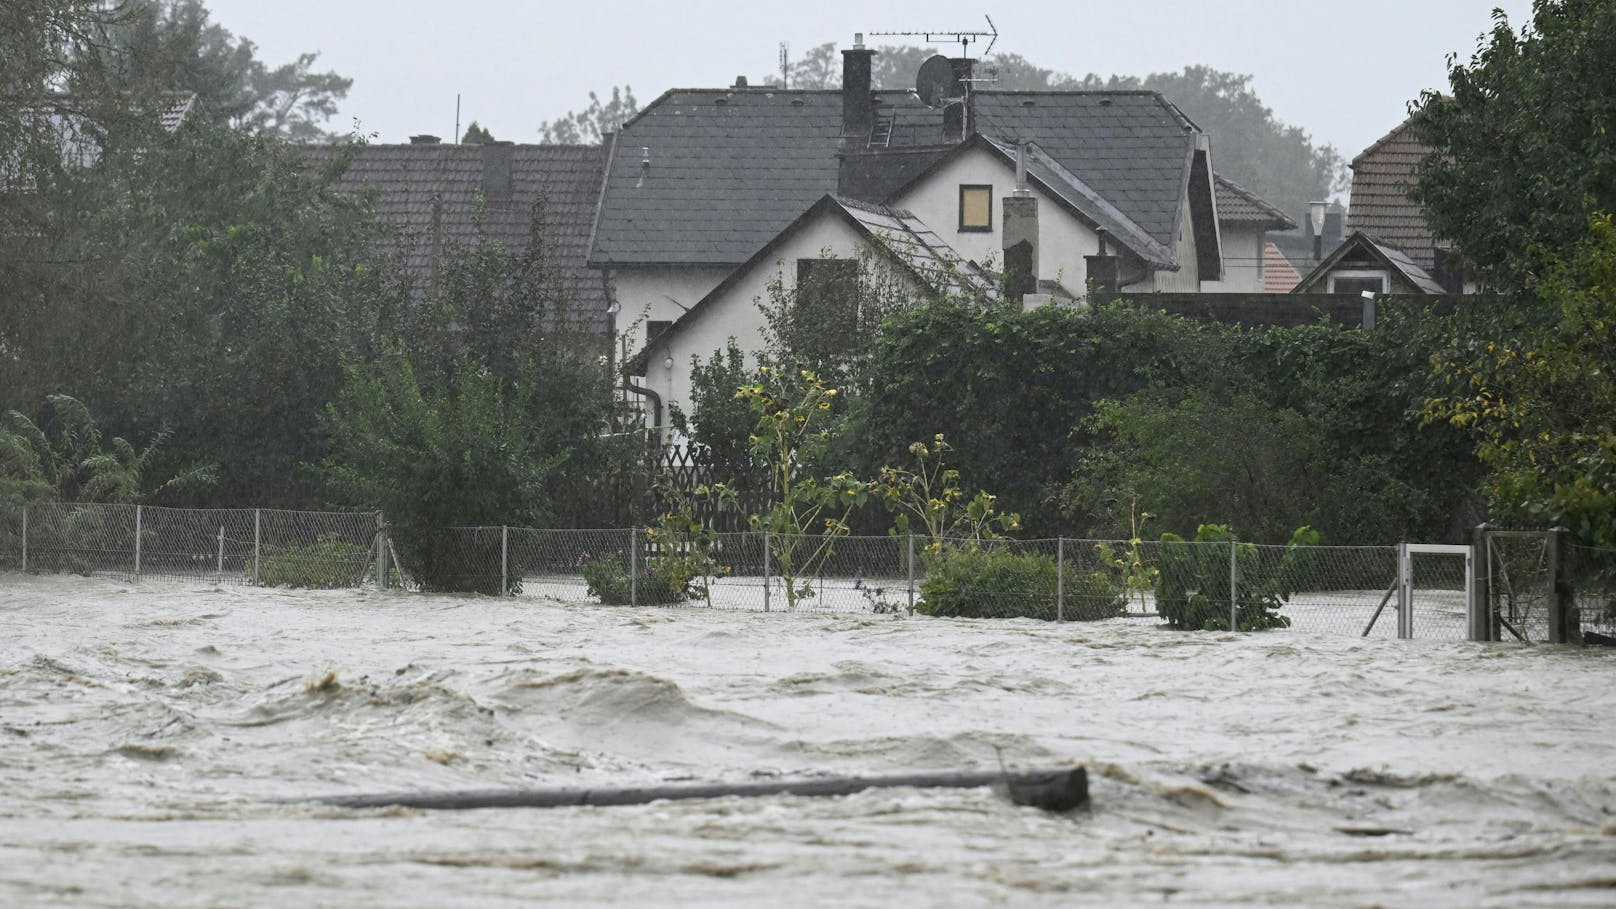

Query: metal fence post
(134, 504), (142, 580)
(19, 505), (26, 573)
(1468, 524), (1489, 642)
(215, 526), (225, 584)
(629, 528), (638, 608)
(1057, 537), (1066, 622)
(1397, 543), (1411, 639)
(906, 534), (915, 614)
(1228, 538), (1239, 632)
(375, 512), (388, 590)
(252, 509), (262, 585)
(1547, 526), (1570, 644)
(762, 530), (771, 613)
(501, 525), (510, 596)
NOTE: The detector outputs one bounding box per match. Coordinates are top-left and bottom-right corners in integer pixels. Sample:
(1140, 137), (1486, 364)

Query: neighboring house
(592, 38), (1269, 424)
(1204, 174), (1297, 292)
(1292, 231), (1445, 295)
(304, 136), (610, 334)
(1315, 115), (1467, 293)
(3, 91), (197, 185)
(627, 193), (994, 424)
(1262, 242), (1302, 293)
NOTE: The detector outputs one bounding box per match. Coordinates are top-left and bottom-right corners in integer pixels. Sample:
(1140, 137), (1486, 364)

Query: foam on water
(1, 573), (1613, 907)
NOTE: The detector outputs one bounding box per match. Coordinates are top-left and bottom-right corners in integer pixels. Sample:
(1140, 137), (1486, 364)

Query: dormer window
(959, 184), (993, 232)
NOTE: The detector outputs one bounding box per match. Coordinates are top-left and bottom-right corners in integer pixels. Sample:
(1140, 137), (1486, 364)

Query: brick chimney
(1002, 143), (1039, 300)
(841, 34), (875, 147)
(481, 140), (513, 203)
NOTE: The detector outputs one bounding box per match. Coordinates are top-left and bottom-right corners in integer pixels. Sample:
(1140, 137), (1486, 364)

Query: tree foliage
(460, 120), (494, 143)
(1, 395), (215, 505)
(1411, 0), (1616, 291)
(538, 85), (638, 144)
(106, 0), (352, 141)
(1427, 214), (1616, 545)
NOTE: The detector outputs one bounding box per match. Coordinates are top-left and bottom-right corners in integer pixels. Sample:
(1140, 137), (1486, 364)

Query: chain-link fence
(1566, 543), (1616, 642)
(7, 506), (1613, 646)
(0, 503), (380, 587)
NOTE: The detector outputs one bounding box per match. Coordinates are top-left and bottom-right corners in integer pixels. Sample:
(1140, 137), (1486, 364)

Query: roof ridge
(1351, 114), (1420, 167)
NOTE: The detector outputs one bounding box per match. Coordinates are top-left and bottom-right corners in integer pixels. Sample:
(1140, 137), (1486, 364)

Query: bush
(918, 546), (1122, 621)
(258, 534), (370, 588)
(581, 554), (687, 606)
(1155, 524), (1318, 631)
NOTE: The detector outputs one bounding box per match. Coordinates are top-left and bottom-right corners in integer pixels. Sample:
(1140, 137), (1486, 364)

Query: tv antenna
(779, 41), (789, 88)
(869, 14), (998, 60)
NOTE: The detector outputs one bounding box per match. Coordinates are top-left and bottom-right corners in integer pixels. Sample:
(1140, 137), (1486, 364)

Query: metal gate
(1397, 543), (1475, 640)
(1477, 529), (1577, 644)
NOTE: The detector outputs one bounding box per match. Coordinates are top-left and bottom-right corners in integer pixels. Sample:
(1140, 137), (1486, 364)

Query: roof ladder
(869, 114), (894, 148)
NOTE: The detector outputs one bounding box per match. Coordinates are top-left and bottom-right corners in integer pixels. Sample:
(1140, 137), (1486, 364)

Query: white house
(586, 37), (1289, 428)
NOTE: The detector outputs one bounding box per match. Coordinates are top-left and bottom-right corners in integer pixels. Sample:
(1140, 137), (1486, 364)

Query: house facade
(590, 39), (1270, 427)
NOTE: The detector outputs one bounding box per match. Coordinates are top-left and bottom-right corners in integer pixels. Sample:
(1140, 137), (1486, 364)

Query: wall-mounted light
(663, 356), (674, 370)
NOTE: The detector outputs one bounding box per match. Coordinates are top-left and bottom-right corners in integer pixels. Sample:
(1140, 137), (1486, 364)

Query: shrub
(581, 554), (687, 606)
(918, 546), (1122, 621)
(258, 534), (370, 588)
(1155, 524), (1319, 631)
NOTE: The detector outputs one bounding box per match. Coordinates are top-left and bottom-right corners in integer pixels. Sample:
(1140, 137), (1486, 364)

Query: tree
(0, 118), (403, 506)
(1427, 213), (1616, 546)
(1411, 0), (1616, 291)
(106, 0), (352, 141)
(537, 86), (637, 144)
(460, 120), (493, 143)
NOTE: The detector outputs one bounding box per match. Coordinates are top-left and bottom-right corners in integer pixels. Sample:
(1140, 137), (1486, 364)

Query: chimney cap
(854, 32), (864, 49)
(409, 134), (441, 145)
(734, 75), (748, 88)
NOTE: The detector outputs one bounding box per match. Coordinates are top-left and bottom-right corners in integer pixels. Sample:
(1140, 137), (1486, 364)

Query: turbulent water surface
(1, 574), (1613, 907)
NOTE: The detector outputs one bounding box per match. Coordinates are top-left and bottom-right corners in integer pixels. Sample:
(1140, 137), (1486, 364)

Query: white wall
(606, 264), (731, 347)
(642, 213), (899, 426)
(1201, 225), (1264, 293)
(889, 148), (1100, 293)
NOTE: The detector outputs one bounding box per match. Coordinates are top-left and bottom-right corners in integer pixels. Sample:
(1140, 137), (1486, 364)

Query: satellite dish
(915, 55), (960, 109)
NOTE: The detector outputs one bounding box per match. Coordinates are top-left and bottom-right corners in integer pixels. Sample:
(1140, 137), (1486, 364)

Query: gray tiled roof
(591, 88), (1199, 267)
(304, 142), (610, 332)
(983, 137), (1175, 268)
(1214, 174), (1296, 230)
(834, 195), (996, 297)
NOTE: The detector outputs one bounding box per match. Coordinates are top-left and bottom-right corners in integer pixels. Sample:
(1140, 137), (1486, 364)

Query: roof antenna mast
(868, 14), (998, 60)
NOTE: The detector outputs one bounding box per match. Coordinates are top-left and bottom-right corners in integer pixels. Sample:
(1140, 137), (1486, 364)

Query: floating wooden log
(295, 765), (1087, 813)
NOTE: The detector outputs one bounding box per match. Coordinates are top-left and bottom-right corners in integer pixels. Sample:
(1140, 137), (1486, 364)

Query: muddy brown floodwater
(2, 573), (1613, 907)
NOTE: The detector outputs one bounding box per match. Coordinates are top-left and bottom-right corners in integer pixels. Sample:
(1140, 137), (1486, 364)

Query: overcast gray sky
(205, 0), (1530, 159)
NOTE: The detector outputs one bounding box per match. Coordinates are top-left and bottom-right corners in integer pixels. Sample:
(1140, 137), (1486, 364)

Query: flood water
(2, 573), (1613, 907)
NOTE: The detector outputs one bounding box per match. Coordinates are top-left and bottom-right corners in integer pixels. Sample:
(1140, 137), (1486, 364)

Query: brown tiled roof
(1347, 117), (1438, 273)
(1262, 241), (1301, 293)
(1215, 174), (1296, 230)
(304, 142), (610, 334)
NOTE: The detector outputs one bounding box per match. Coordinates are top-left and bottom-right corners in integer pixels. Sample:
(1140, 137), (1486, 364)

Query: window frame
(1326, 269), (1389, 294)
(958, 184), (993, 233)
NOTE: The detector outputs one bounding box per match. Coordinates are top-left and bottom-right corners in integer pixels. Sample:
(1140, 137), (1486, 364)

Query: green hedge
(918, 547), (1122, 621)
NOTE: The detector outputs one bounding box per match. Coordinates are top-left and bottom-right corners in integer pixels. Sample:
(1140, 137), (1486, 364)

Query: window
(1327, 270), (1388, 295)
(958, 184), (993, 232)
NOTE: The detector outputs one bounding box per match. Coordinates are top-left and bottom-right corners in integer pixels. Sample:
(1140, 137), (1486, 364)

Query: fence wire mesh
(1567, 543), (1616, 641)
(1, 503), (379, 587)
(7, 505), (1612, 646)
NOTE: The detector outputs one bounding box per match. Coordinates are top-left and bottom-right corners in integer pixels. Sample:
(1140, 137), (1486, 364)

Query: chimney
(410, 134), (441, 145)
(1002, 143), (1039, 300)
(841, 34), (875, 147)
(734, 75), (748, 89)
(481, 140), (513, 203)
(943, 57), (975, 141)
